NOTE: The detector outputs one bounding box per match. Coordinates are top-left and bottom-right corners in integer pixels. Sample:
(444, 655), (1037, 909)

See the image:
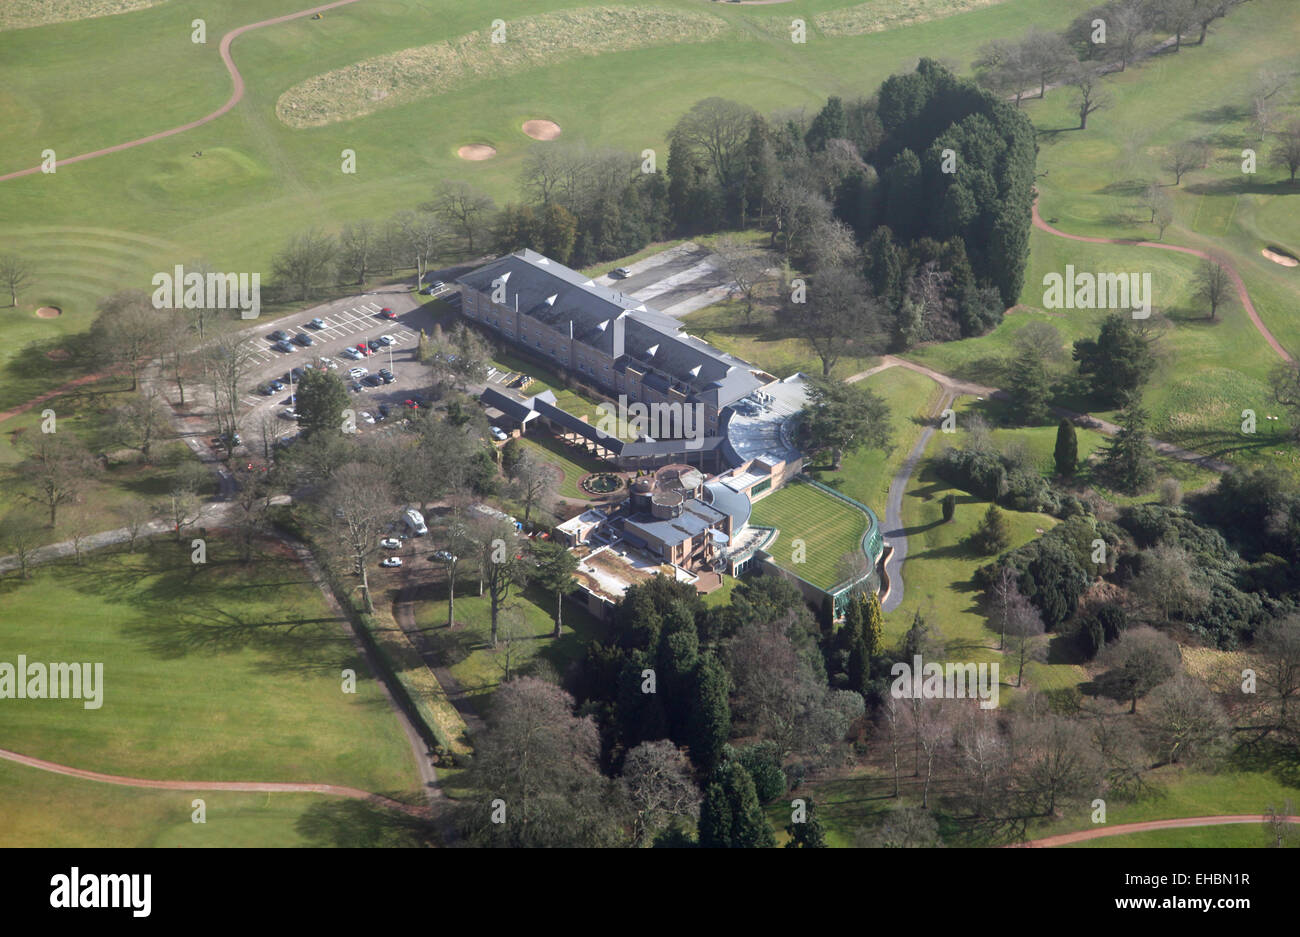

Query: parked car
(489, 426), (508, 441)
(279, 408), (299, 420)
(402, 508), (428, 536)
(377, 403), (392, 420)
(379, 334), (397, 346)
(308, 317), (327, 329)
(431, 550), (456, 563)
(611, 267), (631, 279)
(380, 556), (403, 568)
(360, 411), (377, 424)
(380, 537), (402, 550)
(268, 378), (286, 392)
(317, 356), (337, 370)
(367, 339), (383, 352)
(379, 308), (397, 320)
(355, 342), (372, 356)
(378, 368), (395, 384)
(362, 374), (384, 387)
(348, 366), (368, 380)
(268, 329), (289, 342)
(259, 383), (277, 396)
(212, 432), (242, 448)
(341, 346), (362, 360)
(274, 339), (295, 353)
(349, 381), (363, 393)
(293, 332), (313, 347)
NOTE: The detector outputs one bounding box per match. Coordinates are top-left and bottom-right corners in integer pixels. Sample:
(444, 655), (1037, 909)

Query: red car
(404, 399), (420, 409)
(379, 308), (397, 320)
(355, 342), (373, 356)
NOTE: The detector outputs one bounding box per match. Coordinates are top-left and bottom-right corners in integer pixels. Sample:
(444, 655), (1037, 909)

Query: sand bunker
(1262, 246), (1298, 268)
(522, 120), (562, 140)
(35, 306), (62, 318)
(457, 144), (497, 161)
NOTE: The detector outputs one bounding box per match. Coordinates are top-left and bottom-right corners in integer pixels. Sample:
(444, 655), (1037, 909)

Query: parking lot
(226, 286), (455, 449)
(591, 242), (735, 318)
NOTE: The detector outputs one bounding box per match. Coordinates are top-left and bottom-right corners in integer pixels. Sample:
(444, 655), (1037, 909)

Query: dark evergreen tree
(1054, 418), (1078, 477)
(698, 761), (775, 848)
(784, 797), (828, 848)
(1103, 398), (1156, 494)
(1007, 348), (1051, 425)
(684, 653), (731, 773)
(806, 96), (847, 152)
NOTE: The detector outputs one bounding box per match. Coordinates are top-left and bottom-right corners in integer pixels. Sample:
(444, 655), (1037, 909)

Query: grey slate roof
(459, 249), (764, 408)
(624, 499), (728, 547)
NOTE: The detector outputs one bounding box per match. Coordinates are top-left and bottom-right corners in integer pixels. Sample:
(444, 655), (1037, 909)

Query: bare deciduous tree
(0, 254), (33, 307)
(712, 236), (772, 326)
(622, 740), (701, 847)
(1193, 258), (1233, 320)
(423, 181), (496, 256)
(318, 461), (394, 614)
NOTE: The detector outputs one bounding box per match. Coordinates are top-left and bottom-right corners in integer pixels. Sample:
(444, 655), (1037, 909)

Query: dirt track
(0, 0), (365, 183)
(1032, 196), (1292, 362)
(1015, 814), (1300, 847)
(0, 746), (431, 819)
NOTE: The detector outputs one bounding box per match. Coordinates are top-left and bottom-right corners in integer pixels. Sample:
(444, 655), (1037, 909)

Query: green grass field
(0, 535), (419, 796)
(0, 757), (433, 847)
(750, 478), (871, 590)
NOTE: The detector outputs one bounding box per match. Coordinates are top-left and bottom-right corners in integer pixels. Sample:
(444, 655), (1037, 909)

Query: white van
(403, 508), (428, 536)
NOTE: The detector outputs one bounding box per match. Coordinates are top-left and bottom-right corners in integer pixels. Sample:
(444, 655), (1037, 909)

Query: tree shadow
(294, 798), (439, 848)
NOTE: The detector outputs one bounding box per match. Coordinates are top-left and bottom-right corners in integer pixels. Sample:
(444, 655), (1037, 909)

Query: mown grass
(750, 478), (870, 590)
(810, 366), (943, 509)
(1065, 825), (1294, 848)
(0, 759), (436, 847)
(887, 394), (1080, 695)
(518, 432), (609, 501)
(0, 534), (419, 795)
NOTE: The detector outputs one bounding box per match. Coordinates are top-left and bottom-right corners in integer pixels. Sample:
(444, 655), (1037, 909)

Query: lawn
(749, 478), (871, 591)
(809, 366), (944, 508)
(1028, 765), (1300, 842)
(887, 394), (1082, 695)
(518, 432), (610, 501)
(0, 758), (433, 847)
(1066, 825), (1293, 848)
(0, 534), (419, 796)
